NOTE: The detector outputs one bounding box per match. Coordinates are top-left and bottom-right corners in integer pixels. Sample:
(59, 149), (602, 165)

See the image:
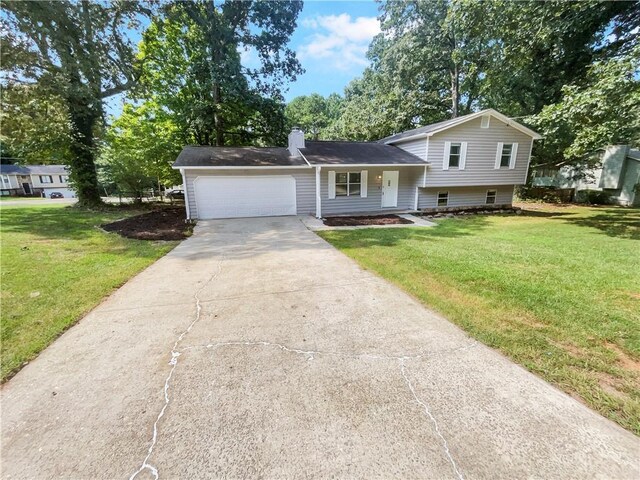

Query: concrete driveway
(1, 216), (638, 479)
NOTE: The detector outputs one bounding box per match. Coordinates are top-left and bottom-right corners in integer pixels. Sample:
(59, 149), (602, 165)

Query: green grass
(1, 204), (177, 381)
(0, 196), (45, 201)
(318, 204), (640, 434)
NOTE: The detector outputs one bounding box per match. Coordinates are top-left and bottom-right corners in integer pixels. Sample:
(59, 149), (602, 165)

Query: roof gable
(380, 109), (542, 144)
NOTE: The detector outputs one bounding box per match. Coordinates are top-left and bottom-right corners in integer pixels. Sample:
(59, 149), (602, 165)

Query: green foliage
(133, 0), (303, 147)
(2, 1), (152, 205)
(0, 84), (72, 163)
(284, 93), (343, 140)
(331, 0), (638, 141)
(100, 102), (183, 200)
(576, 189), (613, 205)
(526, 46), (640, 167)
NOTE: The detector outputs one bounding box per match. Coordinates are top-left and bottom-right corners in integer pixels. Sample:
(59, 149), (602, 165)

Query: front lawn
(318, 204), (640, 434)
(0, 204), (178, 381)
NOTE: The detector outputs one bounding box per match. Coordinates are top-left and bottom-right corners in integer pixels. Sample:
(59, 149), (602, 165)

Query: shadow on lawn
(565, 207), (640, 240)
(0, 205), (134, 241)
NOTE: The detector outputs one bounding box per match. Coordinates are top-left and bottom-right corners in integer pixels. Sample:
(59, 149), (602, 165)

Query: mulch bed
(323, 214), (414, 227)
(102, 207), (192, 241)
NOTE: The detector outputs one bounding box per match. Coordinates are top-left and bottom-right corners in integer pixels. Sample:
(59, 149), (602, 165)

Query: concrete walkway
(1, 216), (638, 479)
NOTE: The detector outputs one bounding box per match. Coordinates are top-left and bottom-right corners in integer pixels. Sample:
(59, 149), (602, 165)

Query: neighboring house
(531, 146), (640, 206)
(172, 109), (542, 219)
(0, 164), (75, 198)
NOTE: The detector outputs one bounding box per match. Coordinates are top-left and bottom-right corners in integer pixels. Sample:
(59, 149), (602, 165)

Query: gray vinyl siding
(395, 116), (533, 187)
(418, 185), (515, 209)
(183, 168), (315, 219)
(320, 167), (423, 215)
(395, 139), (426, 159)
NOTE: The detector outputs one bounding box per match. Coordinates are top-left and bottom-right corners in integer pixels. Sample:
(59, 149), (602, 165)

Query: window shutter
(509, 143), (518, 169)
(328, 171), (336, 199)
(360, 170), (368, 198)
(443, 141), (451, 170)
(495, 143), (503, 169)
(459, 142), (468, 170)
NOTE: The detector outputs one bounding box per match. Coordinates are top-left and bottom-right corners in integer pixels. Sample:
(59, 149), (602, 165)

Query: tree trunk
(67, 94), (102, 206)
(450, 65), (459, 118)
(213, 82), (223, 146)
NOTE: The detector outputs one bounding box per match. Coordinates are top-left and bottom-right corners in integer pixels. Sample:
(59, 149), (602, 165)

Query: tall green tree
(136, 0), (303, 147)
(0, 84), (71, 164)
(2, 1), (152, 205)
(337, 0), (638, 142)
(526, 46), (640, 169)
(100, 102), (183, 196)
(284, 93), (343, 140)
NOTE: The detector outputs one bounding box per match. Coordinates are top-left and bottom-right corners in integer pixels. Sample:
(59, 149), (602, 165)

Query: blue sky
(282, 0), (380, 100)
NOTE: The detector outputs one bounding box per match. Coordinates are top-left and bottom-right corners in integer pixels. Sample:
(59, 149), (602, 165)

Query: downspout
(180, 168), (191, 221)
(315, 166), (322, 218)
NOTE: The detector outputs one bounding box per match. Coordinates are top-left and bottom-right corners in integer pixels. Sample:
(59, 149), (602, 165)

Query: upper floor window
(59, 175), (69, 183)
(1, 175), (11, 188)
(39, 175), (53, 184)
(495, 142), (518, 169)
(481, 115), (490, 128)
(444, 141), (467, 170)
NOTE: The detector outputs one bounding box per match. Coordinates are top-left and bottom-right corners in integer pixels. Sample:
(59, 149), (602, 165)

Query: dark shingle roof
(173, 146), (307, 167)
(300, 141), (427, 165)
(0, 164), (68, 175)
(379, 117), (466, 144)
(0, 164), (31, 175)
(173, 142), (428, 167)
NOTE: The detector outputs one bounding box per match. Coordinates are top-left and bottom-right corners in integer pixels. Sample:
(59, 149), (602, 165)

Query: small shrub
(576, 189), (611, 205)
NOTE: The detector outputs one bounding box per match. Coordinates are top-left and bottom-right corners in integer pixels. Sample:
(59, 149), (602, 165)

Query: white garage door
(194, 175), (297, 219)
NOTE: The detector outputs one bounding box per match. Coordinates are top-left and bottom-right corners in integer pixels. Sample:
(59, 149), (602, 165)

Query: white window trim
(481, 115), (490, 128)
(1, 175), (10, 188)
(509, 143), (518, 170)
(486, 189), (497, 205)
(495, 143), (518, 169)
(437, 191), (449, 207)
(328, 170), (368, 199)
(443, 141), (467, 170)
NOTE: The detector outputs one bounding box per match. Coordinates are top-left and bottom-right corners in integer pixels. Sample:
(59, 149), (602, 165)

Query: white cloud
(298, 14), (380, 71)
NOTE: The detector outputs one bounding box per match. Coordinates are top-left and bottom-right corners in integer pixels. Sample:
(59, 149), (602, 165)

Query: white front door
(381, 170), (399, 208)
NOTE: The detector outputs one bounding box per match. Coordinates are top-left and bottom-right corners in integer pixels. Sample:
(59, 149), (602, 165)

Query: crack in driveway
(129, 255), (224, 480)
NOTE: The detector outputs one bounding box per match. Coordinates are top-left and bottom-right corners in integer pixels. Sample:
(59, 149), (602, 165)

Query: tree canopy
(2, 0), (152, 204)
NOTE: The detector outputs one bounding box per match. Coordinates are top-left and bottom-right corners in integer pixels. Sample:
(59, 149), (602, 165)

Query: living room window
(335, 172), (361, 196)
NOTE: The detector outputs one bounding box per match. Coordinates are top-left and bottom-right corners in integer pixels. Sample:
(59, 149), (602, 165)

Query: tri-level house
(0, 164), (75, 198)
(173, 109), (541, 219)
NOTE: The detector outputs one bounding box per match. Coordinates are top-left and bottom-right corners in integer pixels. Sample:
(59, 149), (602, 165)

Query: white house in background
(532, 146), (640, 206)
(172, 109), (542, 220)
(0, 164), (75, 198)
